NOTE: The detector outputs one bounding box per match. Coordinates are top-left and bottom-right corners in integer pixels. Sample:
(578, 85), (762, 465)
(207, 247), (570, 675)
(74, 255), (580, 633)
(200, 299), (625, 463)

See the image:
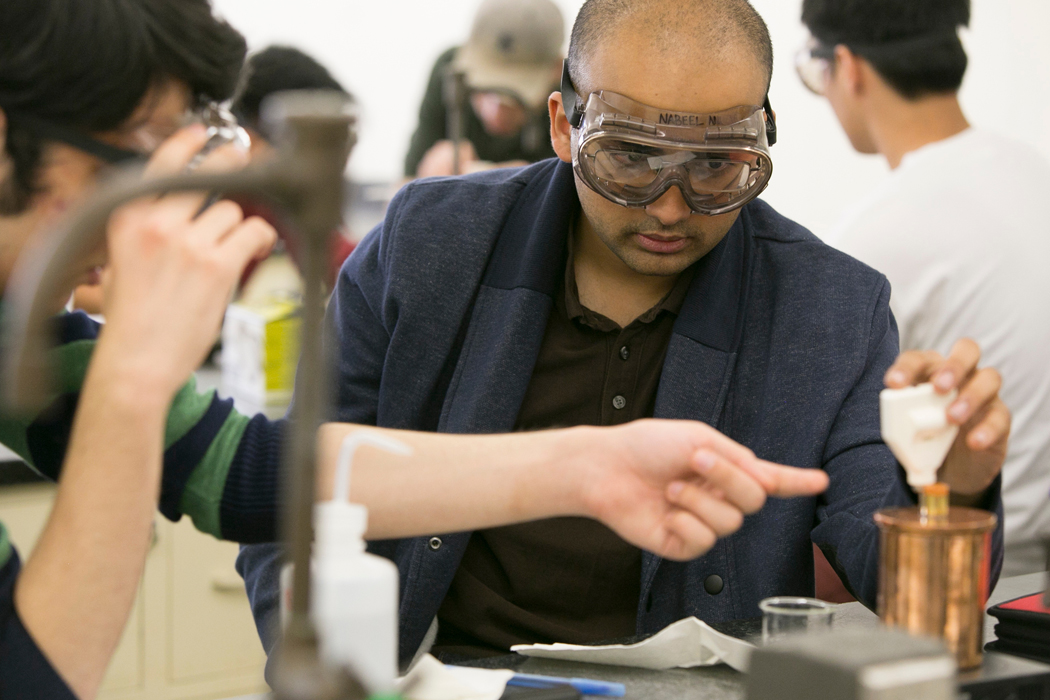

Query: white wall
(212, 0), (1050, 237)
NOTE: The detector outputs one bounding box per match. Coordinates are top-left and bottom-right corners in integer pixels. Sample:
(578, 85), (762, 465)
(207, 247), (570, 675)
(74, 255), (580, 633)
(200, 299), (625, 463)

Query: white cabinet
(0, 483), (268, 700)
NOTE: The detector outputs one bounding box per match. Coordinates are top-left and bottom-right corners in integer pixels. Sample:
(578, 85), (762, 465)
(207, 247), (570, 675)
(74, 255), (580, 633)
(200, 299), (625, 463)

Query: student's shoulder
(433, 45), (459, 69)
(743, 198), (888, 293)
(745, 198), (873, 265)
(393, 159), (550, 212)
(342, 161), (561, 299)
(373, 160), (557, 253)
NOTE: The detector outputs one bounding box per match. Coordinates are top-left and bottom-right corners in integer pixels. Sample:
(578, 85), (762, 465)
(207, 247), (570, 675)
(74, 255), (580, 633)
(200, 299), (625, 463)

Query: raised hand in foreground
(15, 126), (275, 700)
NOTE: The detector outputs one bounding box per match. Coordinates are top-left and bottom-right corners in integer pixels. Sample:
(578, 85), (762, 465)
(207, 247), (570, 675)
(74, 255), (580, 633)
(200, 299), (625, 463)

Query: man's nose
(644, 186), (694, 226)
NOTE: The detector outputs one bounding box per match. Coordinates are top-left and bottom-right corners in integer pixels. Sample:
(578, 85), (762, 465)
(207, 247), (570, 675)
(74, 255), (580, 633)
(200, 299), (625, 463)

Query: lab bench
(218, 574), (1049, 700)
(459, 572), (1049, 700)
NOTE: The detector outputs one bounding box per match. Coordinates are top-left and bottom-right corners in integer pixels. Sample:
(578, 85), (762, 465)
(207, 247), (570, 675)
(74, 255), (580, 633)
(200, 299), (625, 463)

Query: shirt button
(619, 346), (630, 361)
(429, 537), (442, 551)
(612, 395), (627, 410)
(704, 574), (724, 595)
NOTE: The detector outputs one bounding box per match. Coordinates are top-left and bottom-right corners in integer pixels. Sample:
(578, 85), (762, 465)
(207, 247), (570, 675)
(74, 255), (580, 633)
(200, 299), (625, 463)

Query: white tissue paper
(398, 654), (515, 700)
(511, 617), (753, 672)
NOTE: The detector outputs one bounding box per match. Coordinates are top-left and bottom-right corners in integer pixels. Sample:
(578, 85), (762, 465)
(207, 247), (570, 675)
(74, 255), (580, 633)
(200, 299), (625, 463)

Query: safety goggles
(795, 39), (837, 96)
(562, 62), (776, 216)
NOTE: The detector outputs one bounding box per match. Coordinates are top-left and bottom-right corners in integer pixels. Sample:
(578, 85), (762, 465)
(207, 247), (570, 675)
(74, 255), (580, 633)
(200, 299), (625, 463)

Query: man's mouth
(635, 233), (689, 254)
(79, 266), (103, 286)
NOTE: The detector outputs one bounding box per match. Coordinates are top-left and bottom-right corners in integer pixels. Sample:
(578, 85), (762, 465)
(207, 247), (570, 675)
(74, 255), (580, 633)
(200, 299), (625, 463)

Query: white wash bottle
(282, 432), (410, 693)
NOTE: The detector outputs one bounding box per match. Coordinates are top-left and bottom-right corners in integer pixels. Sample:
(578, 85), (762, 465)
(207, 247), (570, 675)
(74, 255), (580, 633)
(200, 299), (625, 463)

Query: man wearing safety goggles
(564, 67), (776, 219)
(798, 0), (1050, 579)
(239, 0), (1010, 666)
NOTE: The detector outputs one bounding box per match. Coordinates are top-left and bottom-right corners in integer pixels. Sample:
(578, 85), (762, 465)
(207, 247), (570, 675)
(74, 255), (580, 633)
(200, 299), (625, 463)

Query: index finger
(929, 338), (981, 394)
(701, 436), (787, 495)
(750, 459), (829, 498)
(885, 340), (981, 395)
(142, 124), (209, 179)
(884, 349), (944, 389)
(153, 142), (252, 223)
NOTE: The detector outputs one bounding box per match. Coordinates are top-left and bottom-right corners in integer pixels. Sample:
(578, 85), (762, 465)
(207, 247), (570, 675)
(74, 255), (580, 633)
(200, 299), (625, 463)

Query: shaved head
(567, 0), (773, 96)
(553, 0), (774, 280)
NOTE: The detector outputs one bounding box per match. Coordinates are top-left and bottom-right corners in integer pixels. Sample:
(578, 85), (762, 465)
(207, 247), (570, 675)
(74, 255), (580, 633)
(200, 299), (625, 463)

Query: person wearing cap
(404, 0), (564, 178)
(239, 0), (1011, 665)
(799, 0), (1050, 577)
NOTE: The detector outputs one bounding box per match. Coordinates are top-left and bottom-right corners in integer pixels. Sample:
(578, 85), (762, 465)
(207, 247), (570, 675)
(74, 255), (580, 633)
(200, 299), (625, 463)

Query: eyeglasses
(5, 113), (149, 165)
(795, 39), (837, 96)
(8, 101), (246, 166)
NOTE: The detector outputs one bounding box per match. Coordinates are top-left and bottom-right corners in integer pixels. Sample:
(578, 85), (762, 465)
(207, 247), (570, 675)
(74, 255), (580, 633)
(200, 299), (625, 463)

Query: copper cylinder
(875, 506), (997, 669)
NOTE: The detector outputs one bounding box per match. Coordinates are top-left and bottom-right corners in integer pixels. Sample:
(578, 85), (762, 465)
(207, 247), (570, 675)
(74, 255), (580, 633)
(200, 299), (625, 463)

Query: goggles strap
(561, 59), (584, 128)
(563, 59), (777, 146)
(763, 96), (777, 147)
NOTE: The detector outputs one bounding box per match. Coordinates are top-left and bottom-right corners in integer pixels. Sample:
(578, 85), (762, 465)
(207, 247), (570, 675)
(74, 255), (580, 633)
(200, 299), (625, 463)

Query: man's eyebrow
(605, 140), (660, 153)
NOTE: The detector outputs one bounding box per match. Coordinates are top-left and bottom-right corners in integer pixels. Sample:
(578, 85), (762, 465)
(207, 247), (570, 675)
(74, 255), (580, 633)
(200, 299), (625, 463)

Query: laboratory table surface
(456, 571), (1049, 700)
(222, 574), (1048, 700)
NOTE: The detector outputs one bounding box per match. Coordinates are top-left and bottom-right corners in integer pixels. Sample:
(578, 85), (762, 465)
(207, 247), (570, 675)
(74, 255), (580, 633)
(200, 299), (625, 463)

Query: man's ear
(548, 92), (573, 164)
(834, 45), (867, 97)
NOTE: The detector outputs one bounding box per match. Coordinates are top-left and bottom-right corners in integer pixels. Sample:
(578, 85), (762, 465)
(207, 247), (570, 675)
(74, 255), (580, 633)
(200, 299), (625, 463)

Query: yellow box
(221, 299), (302, 406)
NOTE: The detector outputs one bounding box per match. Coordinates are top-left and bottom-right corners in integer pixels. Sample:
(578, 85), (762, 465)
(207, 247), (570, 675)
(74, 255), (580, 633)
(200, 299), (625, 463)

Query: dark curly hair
(232, 46), (351, 136)
(0, 0), (247, 214)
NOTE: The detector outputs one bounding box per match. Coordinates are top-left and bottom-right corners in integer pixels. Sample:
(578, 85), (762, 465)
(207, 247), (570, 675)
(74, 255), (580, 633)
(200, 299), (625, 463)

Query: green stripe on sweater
(0, 339), (218, 468)
(178, 409), (250, 538)
(0, 523), (11, 571)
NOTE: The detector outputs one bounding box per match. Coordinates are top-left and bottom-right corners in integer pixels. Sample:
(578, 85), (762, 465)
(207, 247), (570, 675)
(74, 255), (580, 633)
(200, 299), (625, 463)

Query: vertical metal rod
(282, 194), (332, 647)
(444, 69), (468, 176)
(264, 95), (352, 663)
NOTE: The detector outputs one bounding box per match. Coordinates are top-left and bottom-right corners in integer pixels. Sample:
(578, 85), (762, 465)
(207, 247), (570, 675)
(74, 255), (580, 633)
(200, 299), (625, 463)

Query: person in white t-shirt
(799, 0), (1050, 574)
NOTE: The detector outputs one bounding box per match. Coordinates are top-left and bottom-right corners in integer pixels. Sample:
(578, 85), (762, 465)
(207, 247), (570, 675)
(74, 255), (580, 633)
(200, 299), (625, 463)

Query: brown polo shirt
(432, 239), (696, 659)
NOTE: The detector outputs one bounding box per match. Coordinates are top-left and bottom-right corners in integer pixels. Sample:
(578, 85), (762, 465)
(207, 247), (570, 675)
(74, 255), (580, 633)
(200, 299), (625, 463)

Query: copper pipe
(1, 91), (363, 700)
(875, 506), (996, 669)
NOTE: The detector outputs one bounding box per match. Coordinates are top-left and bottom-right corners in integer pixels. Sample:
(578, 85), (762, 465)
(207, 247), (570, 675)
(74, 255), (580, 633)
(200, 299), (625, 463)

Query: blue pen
(507, 673), (626, 697)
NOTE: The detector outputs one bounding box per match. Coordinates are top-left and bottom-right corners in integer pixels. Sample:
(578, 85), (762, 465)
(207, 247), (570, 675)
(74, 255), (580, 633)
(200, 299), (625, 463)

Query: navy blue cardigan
(238, 158), (1004, 668)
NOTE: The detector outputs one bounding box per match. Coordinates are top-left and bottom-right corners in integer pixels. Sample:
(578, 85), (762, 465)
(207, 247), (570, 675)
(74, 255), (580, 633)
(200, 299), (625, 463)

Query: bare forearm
(317, 424), (595, 539)
(315, 419), (830, 561)
(14, 343), (169, 700)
